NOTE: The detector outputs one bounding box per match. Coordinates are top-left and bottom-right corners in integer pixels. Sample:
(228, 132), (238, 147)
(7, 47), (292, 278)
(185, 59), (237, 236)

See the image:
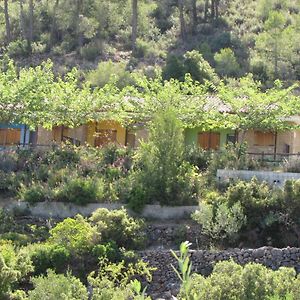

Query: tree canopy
(0, 59), (299, 133)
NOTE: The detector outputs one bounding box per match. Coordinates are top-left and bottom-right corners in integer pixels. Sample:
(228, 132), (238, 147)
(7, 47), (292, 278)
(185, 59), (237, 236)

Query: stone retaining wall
(4, 201), (198, 220)
(142, 247), (300, 298)
(217, 169), (300, 186)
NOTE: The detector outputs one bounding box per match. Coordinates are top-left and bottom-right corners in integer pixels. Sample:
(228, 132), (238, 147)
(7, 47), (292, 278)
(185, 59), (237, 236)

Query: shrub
(25, 243), (70, 275)
(0, 241), (33, 298)
(184, 146), (212, 170)
(226, 178), (282, 229)
(92, 241), (121, 262)
(214, 48), (241, 77)
(27, 270), (88, 300)
(86, 60), (135, 88)
(55, 176), (105, 205)
(192, 201), (246, 241)
(179, 260), (300, 300)
(7, 40), (29, 57)
(88, 258), (152, 299)
(184, 50), (219, 84)
(130, 109), (201, 207)
(18, 182), (50, 204)
(89, 208), (145, 249)
(49, 215), (99, 255)
(80, 42), (100, 61)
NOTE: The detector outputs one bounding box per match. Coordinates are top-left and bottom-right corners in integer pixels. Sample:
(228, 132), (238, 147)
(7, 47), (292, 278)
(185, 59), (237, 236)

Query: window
(0, 128), (21, 146)
(254, 131), (275, 146)
(226, 133), (236, 144)
(94, 129), (117, 147)
(198, 132), (220, 150)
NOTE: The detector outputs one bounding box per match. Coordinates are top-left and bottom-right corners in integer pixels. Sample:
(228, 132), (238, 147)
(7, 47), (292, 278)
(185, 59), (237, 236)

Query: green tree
(255, 11), (293, 79)
(214, 48), (240, 77)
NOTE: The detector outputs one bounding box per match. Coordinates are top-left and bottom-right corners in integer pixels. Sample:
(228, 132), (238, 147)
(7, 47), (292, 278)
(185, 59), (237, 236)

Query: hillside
(0, 0), (299, 86)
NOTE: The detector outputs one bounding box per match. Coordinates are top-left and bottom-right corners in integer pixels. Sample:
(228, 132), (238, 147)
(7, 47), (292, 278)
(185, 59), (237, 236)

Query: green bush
(92, 241), (121, 262)
(88, 259), (152, 300)
(25, 243), (70, 275)
(7, 40), (29, 58)
(192, 201), (246, 241)
(86, 60), (135, 88)
(0, 241), (33, 298)
(179, 260), (300, 300)
(18, 183), (50, 204)
(80, 42), (100, 61)
(130, 109), (201, 208)
(55, 176), (105, 205)
(49, 215), (99, 255)
(162, 50), (218, 84)
(214, 48), (241, 77)
(27, 270), (88, 300)
(184, 146), (212, 170)
(89, 208), (145, 249)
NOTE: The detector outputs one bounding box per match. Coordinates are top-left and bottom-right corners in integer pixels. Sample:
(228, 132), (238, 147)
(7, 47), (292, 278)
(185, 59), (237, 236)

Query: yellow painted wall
(86, 120), (127, 147)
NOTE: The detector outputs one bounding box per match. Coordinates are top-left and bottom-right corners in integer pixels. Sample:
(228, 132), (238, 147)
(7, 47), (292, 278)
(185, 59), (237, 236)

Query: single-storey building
(0, 124), (35, 147)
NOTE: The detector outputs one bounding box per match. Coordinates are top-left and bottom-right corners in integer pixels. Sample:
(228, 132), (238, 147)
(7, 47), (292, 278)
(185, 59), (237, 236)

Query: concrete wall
(217, 169), (300, 186)
(4, 201), (198, 220)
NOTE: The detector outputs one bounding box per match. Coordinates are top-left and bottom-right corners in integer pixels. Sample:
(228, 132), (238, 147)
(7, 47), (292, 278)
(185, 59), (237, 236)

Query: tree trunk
(28, 0), (34, 52)
(131, 0), (138, 53)
(178, 0), (186, 41)
(204, 0), (209, 21)
(48, 0), (59, 51)
(215, 0), (220, 19)
(211, 0), (215, 19)
(191, 0), (197, 34)
(77, 0), (84, 51)
(4, 0), (11, 44)
(19, 0), (26, 39)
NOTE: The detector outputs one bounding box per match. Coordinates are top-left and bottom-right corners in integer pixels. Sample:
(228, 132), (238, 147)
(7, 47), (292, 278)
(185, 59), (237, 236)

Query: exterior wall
(184, 128), (235, 149)
(291, 129), (300, 153)
(36, 125), (88, 146)
(0, 124), (29, 146)
(132, 128), (149, 147)
(239, 130), (294, 154)
(86, 120), (126, 146)
(36, 127), (54, 145)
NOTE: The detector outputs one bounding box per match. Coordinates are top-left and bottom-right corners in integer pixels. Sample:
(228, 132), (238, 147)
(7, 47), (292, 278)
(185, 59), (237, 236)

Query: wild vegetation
(1, 0), (300, 298)
(0, 0), (299, 85)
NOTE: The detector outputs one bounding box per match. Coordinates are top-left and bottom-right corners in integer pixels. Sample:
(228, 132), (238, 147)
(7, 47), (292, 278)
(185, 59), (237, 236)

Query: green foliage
(214, 48), (241, 77)
(163, 51), (218, 84)
(86, 60), (135, 89)
(18, 182), (50, 204)
(192, 202), (246, 241)
(171, 241), (193, 300)
(25, 243), (70, 275)
(7, 40), (29, 58)
(89, 208), (145, 249)
(88, 258), (152, 300)
(49, 215), (99, 255)
(130, 109), (201, 208)
(27, 270), (88, 300)
(0, 241), (33, 298)
(54, 176), (105, 205)
(92, 241), (121, 262)
(179, 260), (300, 300)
